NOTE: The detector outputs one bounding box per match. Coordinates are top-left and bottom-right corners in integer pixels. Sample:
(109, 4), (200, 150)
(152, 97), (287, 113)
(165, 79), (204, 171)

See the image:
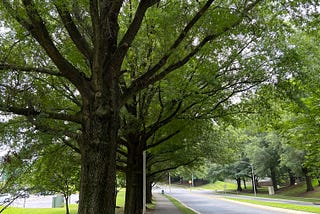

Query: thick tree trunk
(236, 178), (242, 192)
(124, 144), (143, 214)
(302, 167), (314, 192)
(78, 141), (117, 214)
(78, 85), (120, 214)
(270, 167), (278, 191)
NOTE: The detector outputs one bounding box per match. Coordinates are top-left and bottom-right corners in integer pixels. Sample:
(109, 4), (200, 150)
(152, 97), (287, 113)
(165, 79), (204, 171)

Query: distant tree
(244, 132), (282, 191)
(27, 144), (80, 214)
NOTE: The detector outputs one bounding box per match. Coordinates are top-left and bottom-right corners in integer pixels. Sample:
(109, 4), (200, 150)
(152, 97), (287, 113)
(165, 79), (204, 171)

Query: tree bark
(64, 195), (70, 214)
(124, 143), (143, 214)
(78, 140), (117, 214)
(243, 178), (247, 189)
(252, 176), (258, 194)
(236, 178), (242, 192)
(146, 179), (153, 204)
(288, 170), (296, 186)
(302, 167), (314, 192)
(78, 86), (120, 214)
(270, 166), (278, 191)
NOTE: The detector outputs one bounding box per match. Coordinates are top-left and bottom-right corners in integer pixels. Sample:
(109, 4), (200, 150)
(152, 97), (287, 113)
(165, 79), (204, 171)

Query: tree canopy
(0, 0), (319, 213)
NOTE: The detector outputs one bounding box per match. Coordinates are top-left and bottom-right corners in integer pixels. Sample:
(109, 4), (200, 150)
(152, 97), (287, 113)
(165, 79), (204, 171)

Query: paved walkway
(151, 193), (182, 214)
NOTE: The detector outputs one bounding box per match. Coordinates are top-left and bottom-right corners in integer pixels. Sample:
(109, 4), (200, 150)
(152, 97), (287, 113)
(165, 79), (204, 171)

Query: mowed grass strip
(226, 197), (320, 214)
(199, 181), (238, 191)
(164, 195), (197, 214)
(0, 205), (78, 214)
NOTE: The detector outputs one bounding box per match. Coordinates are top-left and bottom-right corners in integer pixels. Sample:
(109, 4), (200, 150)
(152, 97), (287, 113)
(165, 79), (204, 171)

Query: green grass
(0, 205), (78, 214)
(196, 180), (320, 213)
(0, 190), (127, 214)
(115, 189), (126, 214)
(116, 189), (126, 207)
(164, 194), (197, 214)
(200, 180), (320, 201)
(226, 197), (320, 214)
(277, 183), (320, 198)
(199, 181), (238, 191)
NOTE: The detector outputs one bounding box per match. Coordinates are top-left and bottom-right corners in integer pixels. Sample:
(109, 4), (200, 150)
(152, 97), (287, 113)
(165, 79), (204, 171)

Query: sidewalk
(150, 193), (182, 214)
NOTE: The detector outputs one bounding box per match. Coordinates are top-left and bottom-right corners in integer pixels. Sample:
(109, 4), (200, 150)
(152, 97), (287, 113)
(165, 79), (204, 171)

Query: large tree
(0, 0), (313, 213)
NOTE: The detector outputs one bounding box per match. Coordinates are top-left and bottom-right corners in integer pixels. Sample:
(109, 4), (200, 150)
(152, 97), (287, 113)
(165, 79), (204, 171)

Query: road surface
(159, 186), (313, 214)
(8, 194), (79, 208)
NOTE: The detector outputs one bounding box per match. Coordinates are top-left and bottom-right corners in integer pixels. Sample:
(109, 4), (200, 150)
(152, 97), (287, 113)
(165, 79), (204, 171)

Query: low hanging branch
(0, 63), (62, 77)
(0, 105), (82, 124)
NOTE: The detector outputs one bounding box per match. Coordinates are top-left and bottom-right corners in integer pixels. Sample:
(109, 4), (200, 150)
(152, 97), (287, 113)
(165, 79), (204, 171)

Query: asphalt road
(160, 186), (313, 214)
(8, 194), (79, 208)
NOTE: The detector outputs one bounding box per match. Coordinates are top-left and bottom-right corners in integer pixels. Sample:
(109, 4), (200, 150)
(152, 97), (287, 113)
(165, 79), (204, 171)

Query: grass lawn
(199, 181), (238, 191)
(0, 190), (127, 214)
(226, 197), (320, 214)
(200, 180), (320, 201)
(0, 205), (78, 214)
(276, 181), (320, 198)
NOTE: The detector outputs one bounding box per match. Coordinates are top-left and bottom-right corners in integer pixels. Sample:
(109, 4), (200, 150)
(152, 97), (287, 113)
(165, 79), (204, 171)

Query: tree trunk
(78, 90), (120, 214)
(270, 167), (278, 191)
(64, 195), (70, 214)
(302, 167), (314, 192)
(252, 176), (257, 194)
(236, 178), (242, 192)
(78, 141), (117, 214)
(243, 178), (247, 189)
(124, 144), (143, 214)
(288, 170), (296, 186)
(146, 179), (153, 204)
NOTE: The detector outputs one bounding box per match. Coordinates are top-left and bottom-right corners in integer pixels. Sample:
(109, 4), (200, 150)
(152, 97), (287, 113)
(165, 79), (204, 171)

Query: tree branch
(26, 117), (82, 143)
(89, 0), (100, 46)
(54, 2), (93, 64)
(11, 0), (91, 97)
(0, 63), (62, 77)
(111, 0), (160, 73)
(0, 105), (82, 124)
(121, 0), (262, 104)
(129, 0), (216, 82)
(147, 130), (181, 150)
(61, 138), (80, 154)
(145, 101), (183, 139)
(148, 158), (197, 178)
